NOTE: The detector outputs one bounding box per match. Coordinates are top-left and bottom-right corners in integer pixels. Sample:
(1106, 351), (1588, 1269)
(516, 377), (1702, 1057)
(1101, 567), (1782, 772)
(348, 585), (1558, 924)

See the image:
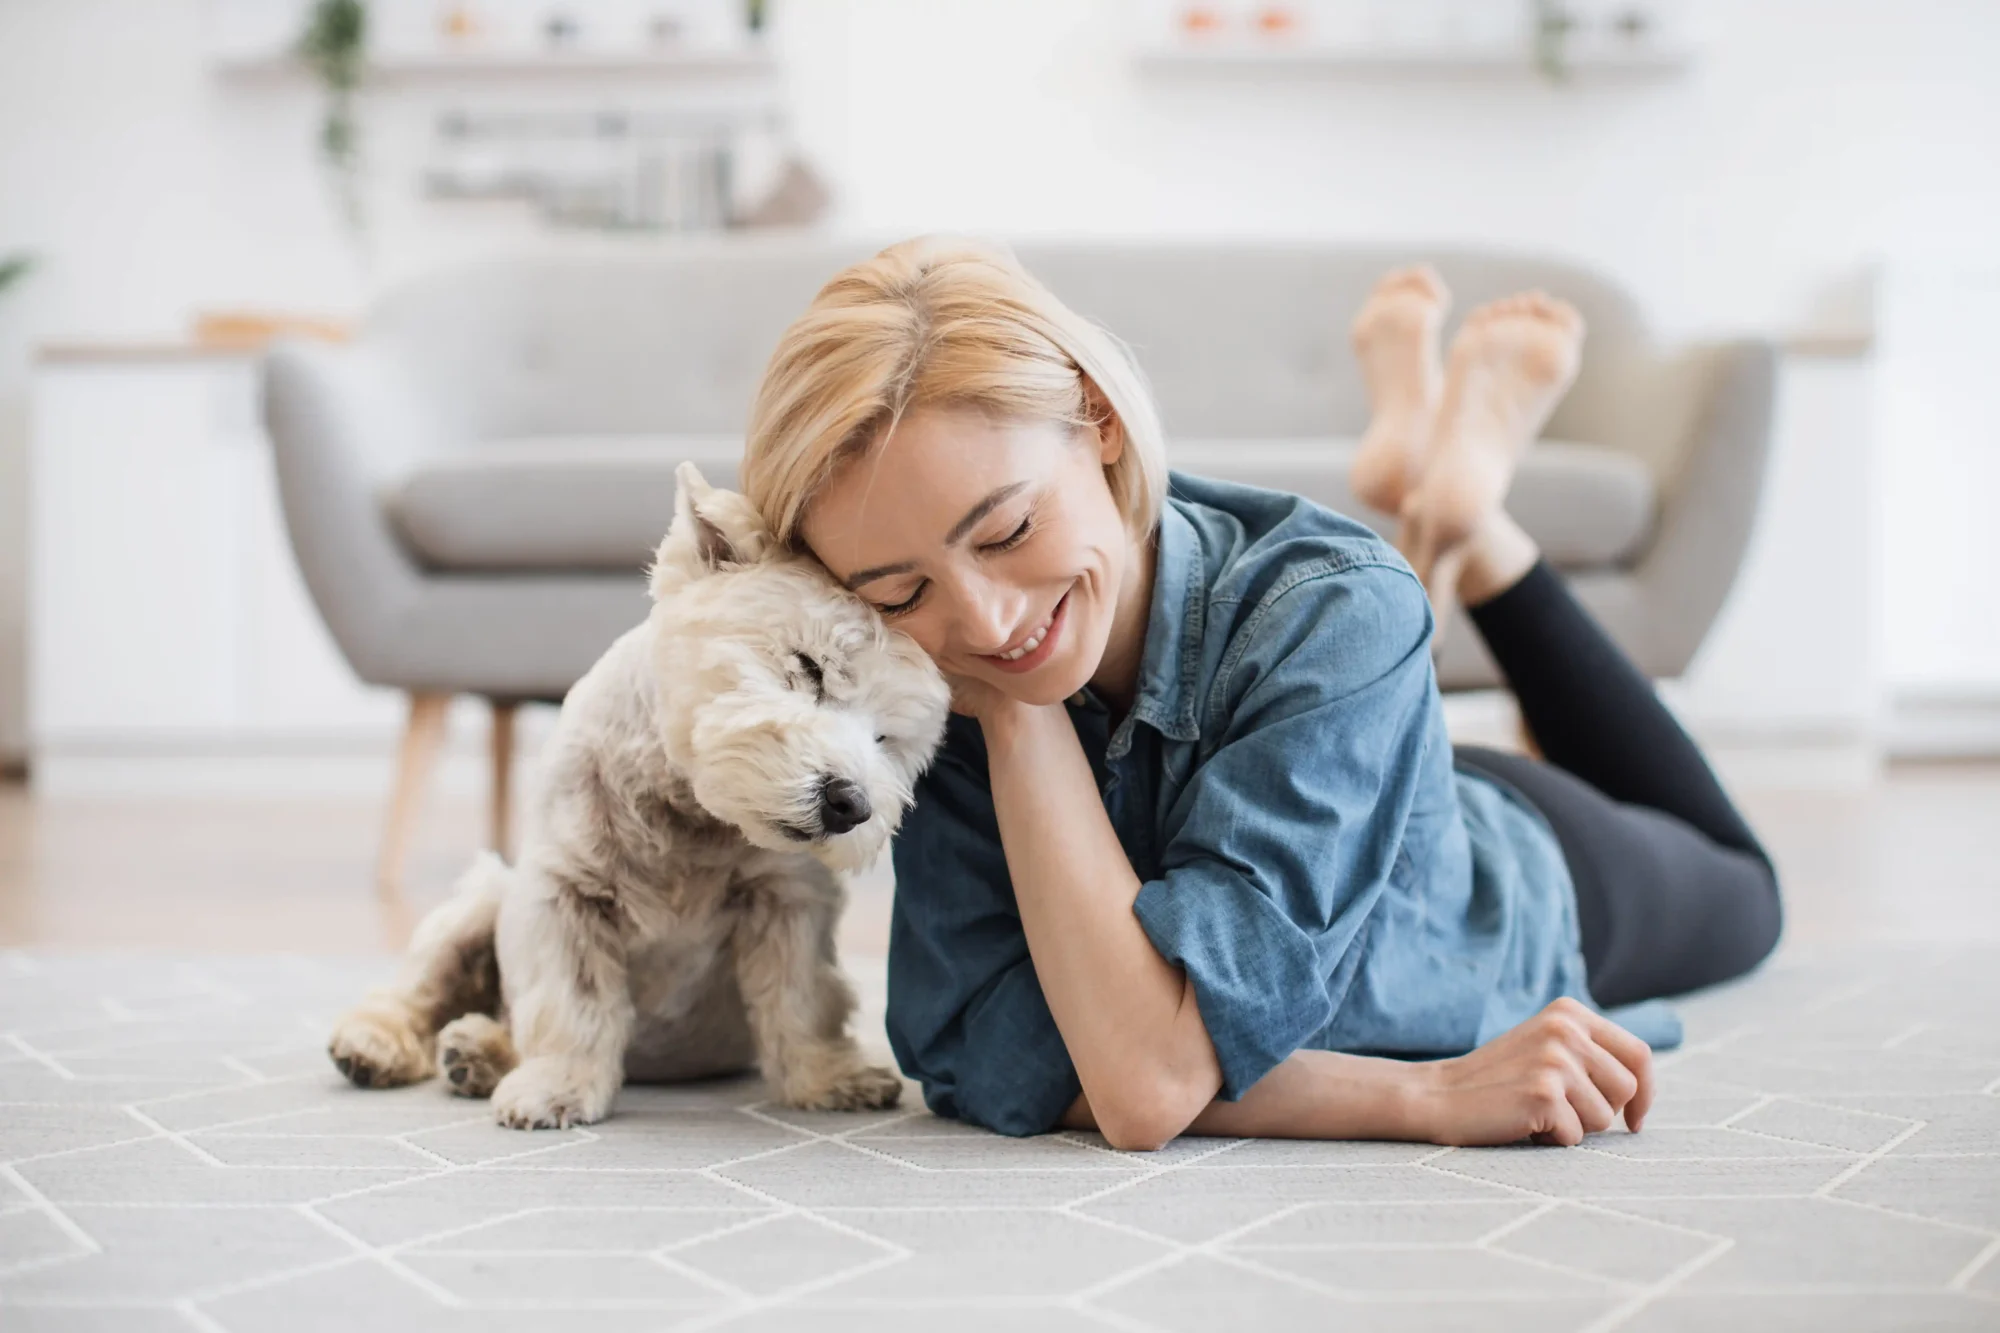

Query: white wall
(801, 0), (2000, 334)
(1877, 264), (2000, 695)
(4, 0), (1999, 761)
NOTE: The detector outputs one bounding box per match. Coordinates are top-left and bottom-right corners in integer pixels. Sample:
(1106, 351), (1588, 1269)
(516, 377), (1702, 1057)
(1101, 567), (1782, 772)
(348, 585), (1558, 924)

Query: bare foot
(1401, 292), (1583, 589)
(1349, 265), (1450, 516)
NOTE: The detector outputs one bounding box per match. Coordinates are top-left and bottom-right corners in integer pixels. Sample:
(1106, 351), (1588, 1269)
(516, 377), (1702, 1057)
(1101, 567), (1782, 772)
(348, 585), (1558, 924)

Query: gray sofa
(262, 242), (1775, 885)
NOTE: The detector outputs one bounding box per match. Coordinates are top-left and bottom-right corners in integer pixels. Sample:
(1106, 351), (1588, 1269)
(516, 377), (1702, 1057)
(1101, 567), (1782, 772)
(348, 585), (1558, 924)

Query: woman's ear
(1097, 415), (1126, 468)
(1082, 379), (1126, 467)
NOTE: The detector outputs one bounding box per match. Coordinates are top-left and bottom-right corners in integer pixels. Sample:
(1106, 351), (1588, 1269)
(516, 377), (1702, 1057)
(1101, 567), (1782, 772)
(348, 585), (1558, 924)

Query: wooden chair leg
(377, 691), (450, 894)
(489, 699), (518, 860)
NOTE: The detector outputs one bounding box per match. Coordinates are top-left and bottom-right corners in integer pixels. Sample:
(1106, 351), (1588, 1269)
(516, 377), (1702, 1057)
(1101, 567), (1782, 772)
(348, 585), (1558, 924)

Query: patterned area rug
(2, 946), (1997, 1332)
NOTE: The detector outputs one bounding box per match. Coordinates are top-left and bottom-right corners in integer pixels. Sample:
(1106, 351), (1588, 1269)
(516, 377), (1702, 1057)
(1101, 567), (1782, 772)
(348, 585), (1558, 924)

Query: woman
(740, 238), (1781, 1152)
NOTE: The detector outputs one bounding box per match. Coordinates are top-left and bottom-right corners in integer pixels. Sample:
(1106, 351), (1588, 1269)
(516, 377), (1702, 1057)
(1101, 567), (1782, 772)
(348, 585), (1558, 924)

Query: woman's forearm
(983, 702), (1222, 1140)
(1062, 1048), (1434, 1142)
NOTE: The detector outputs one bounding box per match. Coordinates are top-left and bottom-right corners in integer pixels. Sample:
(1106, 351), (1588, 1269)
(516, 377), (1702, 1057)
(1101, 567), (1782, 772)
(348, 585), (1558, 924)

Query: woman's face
(799, 405), (1137, 710)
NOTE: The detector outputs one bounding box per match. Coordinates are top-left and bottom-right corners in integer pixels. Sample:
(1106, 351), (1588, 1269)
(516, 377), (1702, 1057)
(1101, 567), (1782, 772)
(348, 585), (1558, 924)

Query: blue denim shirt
(887, 471), (1682, 1137)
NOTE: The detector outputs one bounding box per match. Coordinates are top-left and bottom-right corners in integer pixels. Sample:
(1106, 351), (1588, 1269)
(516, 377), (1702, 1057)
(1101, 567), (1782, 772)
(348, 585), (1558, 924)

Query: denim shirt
(887, 471), (1682, 1137)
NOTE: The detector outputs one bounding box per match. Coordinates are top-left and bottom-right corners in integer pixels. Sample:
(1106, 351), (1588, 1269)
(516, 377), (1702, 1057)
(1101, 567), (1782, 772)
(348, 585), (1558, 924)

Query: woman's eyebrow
(843, 560), (916, 591)
(843, 481), (1031, 590)
(943, 481), (1030, 545)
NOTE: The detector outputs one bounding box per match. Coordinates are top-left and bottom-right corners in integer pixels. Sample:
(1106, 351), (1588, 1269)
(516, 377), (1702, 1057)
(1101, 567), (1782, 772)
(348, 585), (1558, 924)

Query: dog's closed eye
(793, 652), (825, 701)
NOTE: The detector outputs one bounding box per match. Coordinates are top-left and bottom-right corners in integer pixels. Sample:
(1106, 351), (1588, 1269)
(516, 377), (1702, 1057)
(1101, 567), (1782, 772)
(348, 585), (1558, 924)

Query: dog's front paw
(490, 1057), (616, 1130)
(327, 998), (433, 1089)
(436, 1014), (517, 1099)
(785, 1062), (905, 1112)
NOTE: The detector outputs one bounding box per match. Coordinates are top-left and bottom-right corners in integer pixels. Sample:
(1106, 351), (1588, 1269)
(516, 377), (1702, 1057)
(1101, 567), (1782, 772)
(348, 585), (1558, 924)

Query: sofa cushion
(383, 435), (1654, 574)
(383, 437), (746, 574)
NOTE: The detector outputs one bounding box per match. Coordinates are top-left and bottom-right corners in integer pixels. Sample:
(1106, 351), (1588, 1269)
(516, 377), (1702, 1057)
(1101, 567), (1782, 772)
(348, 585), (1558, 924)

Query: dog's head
(645, 463), (951, 873)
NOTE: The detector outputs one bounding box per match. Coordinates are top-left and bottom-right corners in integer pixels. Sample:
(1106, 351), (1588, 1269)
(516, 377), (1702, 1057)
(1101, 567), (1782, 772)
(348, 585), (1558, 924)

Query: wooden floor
(2, 762), (1997, 959)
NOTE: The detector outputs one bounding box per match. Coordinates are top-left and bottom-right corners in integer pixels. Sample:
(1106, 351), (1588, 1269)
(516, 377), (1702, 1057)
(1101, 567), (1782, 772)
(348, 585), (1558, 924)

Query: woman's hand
(944, 672), (1022, 727)
(1415, 998), (1655, 1147)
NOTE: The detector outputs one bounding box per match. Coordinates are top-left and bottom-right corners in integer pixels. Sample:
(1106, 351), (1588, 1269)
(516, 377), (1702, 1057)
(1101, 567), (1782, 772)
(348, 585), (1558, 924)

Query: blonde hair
(740, 236), (1167, 549)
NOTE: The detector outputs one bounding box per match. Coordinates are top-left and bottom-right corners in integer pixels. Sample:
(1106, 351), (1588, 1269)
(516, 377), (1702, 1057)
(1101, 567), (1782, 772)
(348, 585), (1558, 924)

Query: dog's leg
(436, 1013), (517, 1098)
(732, 873), (902, 1111)
(487, 867), (634, 1129)
(328, 853), (507, 1088)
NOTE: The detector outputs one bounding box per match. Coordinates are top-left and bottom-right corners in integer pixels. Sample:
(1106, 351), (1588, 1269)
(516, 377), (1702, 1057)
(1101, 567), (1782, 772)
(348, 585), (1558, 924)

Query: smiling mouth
(994, 617), (1052, 662)
(981, 588), (1071, 670)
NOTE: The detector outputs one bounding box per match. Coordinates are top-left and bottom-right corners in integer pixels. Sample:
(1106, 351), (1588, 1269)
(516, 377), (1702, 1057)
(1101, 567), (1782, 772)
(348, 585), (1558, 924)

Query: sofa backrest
(367, 240), (1665, 466)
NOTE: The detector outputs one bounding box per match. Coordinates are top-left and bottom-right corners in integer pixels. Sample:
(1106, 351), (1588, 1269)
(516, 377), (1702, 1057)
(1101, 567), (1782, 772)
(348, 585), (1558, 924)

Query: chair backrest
(367, 240), (1667, 468)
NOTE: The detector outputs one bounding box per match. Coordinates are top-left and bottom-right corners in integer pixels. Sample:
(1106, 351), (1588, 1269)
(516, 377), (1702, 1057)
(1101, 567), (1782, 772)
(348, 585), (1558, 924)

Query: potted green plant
(0, 255), (31, 301)
(1531, 0), (1580, 82)
(298, 0), (368, 230)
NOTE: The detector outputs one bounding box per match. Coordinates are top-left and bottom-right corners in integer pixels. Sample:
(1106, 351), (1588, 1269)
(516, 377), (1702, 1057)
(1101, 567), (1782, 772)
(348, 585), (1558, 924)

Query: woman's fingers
(1455, 1001), (1663, 1149)
(1528, 999), (1654, 1141)
(1540, 1087), (1587, 1146)
(1566, 1052), (1620, 1135)
(1580, 1039), (1640, 1118)
(1580, 1010), (1657, 1132)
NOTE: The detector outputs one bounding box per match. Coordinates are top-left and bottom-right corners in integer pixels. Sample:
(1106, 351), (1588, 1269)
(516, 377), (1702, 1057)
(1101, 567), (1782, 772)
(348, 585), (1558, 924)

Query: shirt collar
(1070, 499), (1204, 751)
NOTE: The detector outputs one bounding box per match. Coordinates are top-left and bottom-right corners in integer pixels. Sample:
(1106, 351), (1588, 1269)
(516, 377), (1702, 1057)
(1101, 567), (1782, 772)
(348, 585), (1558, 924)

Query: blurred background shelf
(1134, 39), (1697, 75)
(213, 46), (778, 83)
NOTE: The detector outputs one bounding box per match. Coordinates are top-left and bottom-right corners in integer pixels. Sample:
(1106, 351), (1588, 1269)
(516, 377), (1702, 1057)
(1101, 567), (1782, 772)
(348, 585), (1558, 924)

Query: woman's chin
(987, 657), (1094, 709)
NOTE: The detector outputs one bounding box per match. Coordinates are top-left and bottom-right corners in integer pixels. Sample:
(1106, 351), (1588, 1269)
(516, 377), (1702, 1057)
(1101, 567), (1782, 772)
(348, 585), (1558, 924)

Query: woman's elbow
(1092, 1075), (1208, 1152)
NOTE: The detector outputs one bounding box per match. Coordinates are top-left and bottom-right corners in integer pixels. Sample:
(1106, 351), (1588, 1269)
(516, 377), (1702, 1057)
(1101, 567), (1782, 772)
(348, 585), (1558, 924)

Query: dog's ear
(650, 462), (775, 597)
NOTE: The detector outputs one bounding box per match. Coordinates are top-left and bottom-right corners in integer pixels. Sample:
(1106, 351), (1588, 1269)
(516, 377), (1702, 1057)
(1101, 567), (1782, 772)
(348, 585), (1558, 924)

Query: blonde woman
(740, 239), (1780, 1152)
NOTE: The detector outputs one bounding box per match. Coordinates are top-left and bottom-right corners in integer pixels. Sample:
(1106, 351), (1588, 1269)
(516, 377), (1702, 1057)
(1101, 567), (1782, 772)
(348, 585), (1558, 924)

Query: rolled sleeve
(1132, 871), (1334, 1101)
(1134, 560), (1438, 1100)
(885, 723), (1082, 1137)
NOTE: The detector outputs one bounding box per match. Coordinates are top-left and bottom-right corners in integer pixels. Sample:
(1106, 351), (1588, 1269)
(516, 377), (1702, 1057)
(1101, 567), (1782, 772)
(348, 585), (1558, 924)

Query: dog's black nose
(817, 777), (872, 835)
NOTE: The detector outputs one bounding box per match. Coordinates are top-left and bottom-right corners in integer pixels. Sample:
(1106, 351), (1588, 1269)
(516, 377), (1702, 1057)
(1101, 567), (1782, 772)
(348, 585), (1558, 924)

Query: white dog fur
(326, 464), (951, 1129)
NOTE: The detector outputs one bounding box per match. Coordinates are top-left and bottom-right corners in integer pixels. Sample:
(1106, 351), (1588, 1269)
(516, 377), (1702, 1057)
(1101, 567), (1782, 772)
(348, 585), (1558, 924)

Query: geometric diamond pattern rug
(2, 947), (1997, 1333)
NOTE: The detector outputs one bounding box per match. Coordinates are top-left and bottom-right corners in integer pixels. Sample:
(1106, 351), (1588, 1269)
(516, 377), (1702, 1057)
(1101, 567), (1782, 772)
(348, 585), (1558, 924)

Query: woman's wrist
(1397, 1056), (1451, 1143)
(1351, 1052), (1449, 1142)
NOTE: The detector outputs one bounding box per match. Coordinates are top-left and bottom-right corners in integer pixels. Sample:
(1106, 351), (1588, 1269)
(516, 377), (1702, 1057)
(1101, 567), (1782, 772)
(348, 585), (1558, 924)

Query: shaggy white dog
(326, 464), (951, 1129)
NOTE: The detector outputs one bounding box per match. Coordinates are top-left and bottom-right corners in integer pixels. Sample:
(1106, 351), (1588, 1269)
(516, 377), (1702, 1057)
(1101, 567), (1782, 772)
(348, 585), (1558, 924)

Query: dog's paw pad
(434, 1018), (514, 1099)
(329, 1045), (385, 1088)
(437, 1044), (506, 1099)
(326, 1011), (430, 1090)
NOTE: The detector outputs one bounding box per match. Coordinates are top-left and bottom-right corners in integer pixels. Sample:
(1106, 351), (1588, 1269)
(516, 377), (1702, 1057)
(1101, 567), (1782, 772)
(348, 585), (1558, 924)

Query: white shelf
(214, 46), (778, 84)
(1136, 39), (1696, 77)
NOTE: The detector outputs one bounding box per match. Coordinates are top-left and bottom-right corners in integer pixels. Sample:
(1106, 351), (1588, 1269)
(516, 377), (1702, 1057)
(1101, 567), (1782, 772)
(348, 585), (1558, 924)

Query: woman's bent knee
(1710, 855), (1783, 988)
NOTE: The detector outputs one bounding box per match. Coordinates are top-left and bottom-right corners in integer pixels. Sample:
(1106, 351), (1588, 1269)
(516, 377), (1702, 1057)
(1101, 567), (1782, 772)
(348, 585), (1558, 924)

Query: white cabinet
(29, 353), (399, 754)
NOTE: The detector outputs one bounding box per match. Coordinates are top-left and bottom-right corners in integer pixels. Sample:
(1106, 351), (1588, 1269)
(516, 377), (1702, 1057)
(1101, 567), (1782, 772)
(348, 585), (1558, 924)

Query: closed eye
(876, 514), (1034, 619)
(793, 652), (825, 700)
(877, 585), (925, 618)
(982, 514), (1034, 553)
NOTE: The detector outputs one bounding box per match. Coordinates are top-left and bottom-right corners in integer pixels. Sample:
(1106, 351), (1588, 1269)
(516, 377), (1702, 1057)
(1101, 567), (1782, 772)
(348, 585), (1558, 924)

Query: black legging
(1450, 562), (1783, 1008)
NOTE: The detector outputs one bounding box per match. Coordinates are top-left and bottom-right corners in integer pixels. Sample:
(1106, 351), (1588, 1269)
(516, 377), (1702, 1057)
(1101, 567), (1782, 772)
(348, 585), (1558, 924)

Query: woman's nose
(952, 580), (1026, 656)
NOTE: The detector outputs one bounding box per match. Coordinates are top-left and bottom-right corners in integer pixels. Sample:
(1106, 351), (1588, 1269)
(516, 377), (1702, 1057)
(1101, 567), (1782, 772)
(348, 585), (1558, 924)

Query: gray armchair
(262, 243), (1774, 887)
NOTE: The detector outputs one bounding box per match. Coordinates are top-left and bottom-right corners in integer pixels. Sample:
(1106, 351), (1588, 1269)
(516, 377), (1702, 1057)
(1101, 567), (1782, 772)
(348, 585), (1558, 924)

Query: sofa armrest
(260, 338), (435, 687)
(1628, 338), (1779, 673)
